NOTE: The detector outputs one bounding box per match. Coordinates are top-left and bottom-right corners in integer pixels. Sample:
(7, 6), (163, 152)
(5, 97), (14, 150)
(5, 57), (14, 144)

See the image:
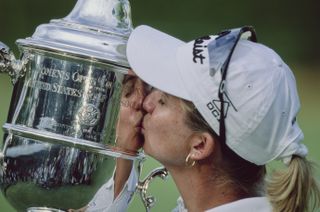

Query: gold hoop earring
(185, 153), (196, 167)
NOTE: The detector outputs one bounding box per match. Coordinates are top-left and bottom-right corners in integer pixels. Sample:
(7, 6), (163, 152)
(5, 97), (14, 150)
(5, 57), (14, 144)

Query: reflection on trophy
(0, 0), (167, 211)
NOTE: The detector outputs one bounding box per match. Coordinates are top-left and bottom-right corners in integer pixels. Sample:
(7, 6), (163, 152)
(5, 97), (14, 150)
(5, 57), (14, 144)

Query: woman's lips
(140, 120), (146, 134)
(135, 120), (143, 132)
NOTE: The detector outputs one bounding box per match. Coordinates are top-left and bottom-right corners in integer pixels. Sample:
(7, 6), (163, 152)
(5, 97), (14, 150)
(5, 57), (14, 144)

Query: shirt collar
(176, 197), (272, 212)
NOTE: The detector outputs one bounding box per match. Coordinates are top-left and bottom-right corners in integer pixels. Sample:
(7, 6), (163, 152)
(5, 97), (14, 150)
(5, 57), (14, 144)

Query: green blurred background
(0, 0), (319, 211)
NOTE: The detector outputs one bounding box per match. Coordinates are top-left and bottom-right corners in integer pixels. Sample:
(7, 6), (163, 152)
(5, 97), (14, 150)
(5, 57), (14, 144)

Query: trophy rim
(16, 38), (130, 70)
(26, 207), (65, 212)
(3, 123), (145, 161)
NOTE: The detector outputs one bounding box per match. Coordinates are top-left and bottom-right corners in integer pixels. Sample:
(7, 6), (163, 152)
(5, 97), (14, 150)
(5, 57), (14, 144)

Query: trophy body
(0, 0), (167, 211)
(1, 51), (132, 211)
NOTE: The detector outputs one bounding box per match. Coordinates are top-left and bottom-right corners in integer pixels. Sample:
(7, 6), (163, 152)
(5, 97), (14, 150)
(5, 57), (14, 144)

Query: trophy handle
(0, 41), (30, 84)
(136, 167), (169, 212)
(0, 134), (12, 175)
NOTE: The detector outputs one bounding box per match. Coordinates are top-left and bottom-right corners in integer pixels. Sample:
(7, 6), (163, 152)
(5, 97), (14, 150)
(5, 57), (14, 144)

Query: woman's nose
(131, 80), (146, 110)
(127, 89), (142, 110)
(133, 92), (144, 110)
(143, 91), (157, 114)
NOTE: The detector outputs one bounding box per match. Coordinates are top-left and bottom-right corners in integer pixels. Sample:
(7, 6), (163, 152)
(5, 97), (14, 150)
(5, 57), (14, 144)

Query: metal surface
(27, 207), (65, 212)
(0, 41), (29, 84)
(17, 0), (133, 68)
(137, 167), (169, 212)
(0, 0), (167, 211)
(0, 48), (134, 211)
(1, 133), (142, 211)
(7, 51), (124, 147)
(0, 41), (11, 72)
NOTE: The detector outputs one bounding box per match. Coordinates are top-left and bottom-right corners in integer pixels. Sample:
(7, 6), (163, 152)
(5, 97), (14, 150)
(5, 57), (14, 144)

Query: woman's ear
(189, 132), (215, 161)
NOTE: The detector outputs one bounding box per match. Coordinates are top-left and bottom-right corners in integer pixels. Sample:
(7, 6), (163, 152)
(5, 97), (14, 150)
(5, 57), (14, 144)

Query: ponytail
(267, 155), (320, 212)
(181, 99), (320, 211)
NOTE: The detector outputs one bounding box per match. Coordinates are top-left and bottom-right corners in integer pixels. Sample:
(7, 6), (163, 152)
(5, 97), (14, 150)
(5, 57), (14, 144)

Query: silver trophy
(0, 0), (167, 211)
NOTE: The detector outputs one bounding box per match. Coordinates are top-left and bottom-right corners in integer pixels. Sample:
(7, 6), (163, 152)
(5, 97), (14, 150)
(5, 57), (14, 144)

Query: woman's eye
(123, 85), (134, 98)
(124, 90), (133, 98)
(158, 99), (165, 105)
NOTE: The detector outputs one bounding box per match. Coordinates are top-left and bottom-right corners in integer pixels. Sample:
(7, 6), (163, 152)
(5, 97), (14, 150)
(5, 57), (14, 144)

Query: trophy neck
(16, 0), (134, 67)
(64, 0), (133, 34)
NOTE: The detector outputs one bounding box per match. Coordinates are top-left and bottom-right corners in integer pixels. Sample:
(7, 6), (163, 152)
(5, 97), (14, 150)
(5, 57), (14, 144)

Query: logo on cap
(207, 100), (229, 121)
(206, 92), (238, 121)
(193, 36), (211, 64)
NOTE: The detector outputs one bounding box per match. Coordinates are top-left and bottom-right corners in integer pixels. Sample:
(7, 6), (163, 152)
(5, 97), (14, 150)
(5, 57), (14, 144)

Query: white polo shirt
(86, 167), (272, 212)
(174, 196), (272, 212)
(86, 167), (138, 212)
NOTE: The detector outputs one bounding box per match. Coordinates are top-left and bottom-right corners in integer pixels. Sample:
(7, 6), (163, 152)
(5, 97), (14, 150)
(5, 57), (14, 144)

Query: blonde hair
(180, 99), (320, 211)
(180, 99), (266, 196)
(267, 155), (320, 212)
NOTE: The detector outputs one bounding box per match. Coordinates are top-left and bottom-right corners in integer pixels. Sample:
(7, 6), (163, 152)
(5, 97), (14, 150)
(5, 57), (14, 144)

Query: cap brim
(126, 25), (191, 101)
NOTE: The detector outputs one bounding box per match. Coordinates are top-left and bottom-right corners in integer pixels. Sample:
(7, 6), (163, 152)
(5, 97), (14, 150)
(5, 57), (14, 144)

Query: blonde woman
(124, 25), (320, 212)
(73, 25), (320, 212)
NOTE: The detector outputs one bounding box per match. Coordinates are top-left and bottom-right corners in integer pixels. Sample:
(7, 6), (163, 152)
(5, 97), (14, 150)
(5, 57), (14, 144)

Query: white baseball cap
(126, 25), (308, 165)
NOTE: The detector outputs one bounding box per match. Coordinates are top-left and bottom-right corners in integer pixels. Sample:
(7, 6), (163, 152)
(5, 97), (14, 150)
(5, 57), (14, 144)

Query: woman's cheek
(145, 125), (170, 153)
